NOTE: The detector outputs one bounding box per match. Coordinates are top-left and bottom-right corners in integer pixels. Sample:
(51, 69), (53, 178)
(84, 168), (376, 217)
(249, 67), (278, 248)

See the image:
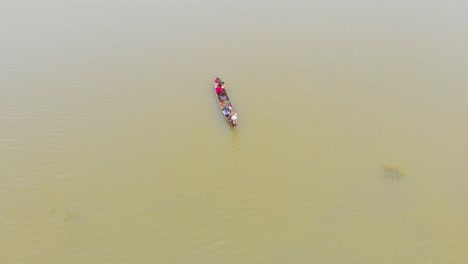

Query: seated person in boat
(216, 82), (226, 93)
(230, 113), (237, 126)
(219, 94), (227, 102)
(222, 106), (230, 117)
(219, 90), (227, 101)
(215, 85), (223, 94)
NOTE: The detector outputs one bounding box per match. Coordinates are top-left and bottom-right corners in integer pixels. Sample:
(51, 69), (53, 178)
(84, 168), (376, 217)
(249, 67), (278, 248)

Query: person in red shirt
(215, 86), (222, 94)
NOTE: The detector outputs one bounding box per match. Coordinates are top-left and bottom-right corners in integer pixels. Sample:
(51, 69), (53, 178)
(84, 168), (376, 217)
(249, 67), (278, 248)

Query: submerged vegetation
(383, 164), (404, 178)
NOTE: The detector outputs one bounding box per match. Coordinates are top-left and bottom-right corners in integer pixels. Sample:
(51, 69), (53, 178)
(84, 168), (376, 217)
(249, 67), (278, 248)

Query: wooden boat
(214, 77), (238, 128)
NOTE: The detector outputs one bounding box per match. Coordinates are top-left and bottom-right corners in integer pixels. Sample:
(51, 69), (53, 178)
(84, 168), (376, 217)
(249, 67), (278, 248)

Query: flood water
(1, 0), (467, 263)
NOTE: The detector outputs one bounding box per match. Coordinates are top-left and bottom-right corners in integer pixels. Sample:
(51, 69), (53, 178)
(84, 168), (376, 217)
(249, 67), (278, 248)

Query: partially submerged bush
(383, 164), (404, 178)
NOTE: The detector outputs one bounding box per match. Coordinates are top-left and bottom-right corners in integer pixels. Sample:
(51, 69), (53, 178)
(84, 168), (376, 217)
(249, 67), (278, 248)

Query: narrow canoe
(213, 77), (238, 128)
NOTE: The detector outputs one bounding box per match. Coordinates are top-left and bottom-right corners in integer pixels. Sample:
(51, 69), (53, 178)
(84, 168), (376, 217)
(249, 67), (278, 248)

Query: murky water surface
(1, 0), (467, 263)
